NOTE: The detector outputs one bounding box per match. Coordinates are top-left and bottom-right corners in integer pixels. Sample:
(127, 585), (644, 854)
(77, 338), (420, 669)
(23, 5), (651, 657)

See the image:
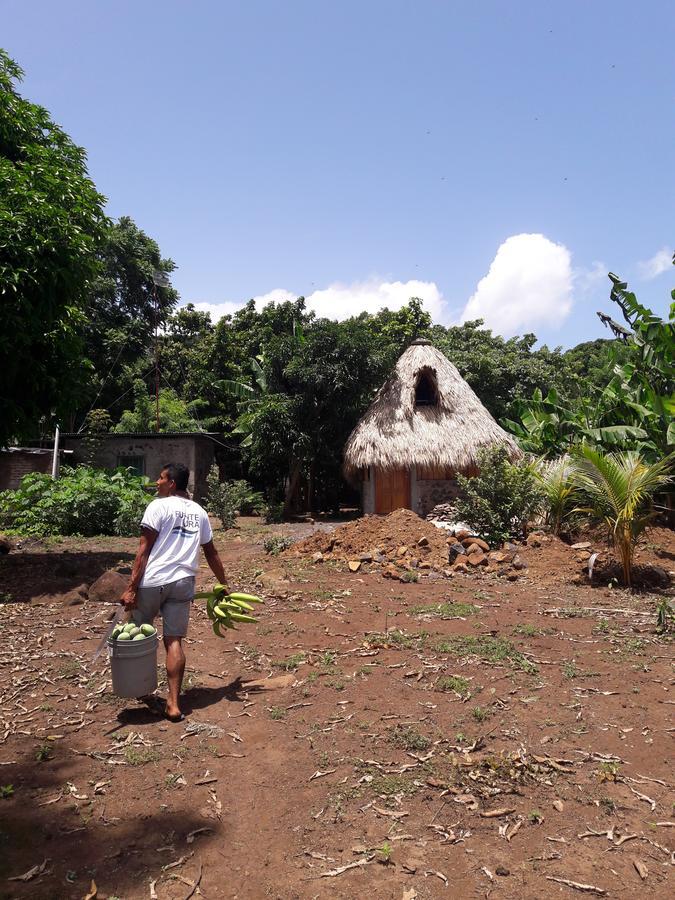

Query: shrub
(263, 535), (293, 555)
(205, 465), (236, 530)
(0, 466), (151, 537)
(534, 454), (578, 535)
(455, 445), (542, 545)
(227, 479), (265, 515)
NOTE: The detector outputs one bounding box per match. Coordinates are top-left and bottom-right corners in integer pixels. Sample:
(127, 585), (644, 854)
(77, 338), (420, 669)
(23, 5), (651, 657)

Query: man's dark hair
(162, 462), (190, 492)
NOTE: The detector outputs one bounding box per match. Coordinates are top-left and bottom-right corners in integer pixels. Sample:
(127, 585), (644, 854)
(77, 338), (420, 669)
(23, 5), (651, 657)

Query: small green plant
(562, 660), (578, 680)
(388, 725), (430, 752)
(472, 705), (490, 722)
(401, 569), (418, 583)
(124, 746), (160, 766)
(435, 675), (471, 698)
(410, 601), (478, 618)
(434, 634), (537, 674)
(0, 591), (13, 604)
(269, 706), (286, 720)
(262, 500), (284, 524)
(656, 598), (674, 633)
(35, 743), (53, 762)
(263, 535), (293, 555)
(273, 652), (305, 671)
(598, 761), (621, 783)
(594, 618), (611, 634)
(377, 841), (393, 864)
(528, 809), (544, 824)
(513, 623), (541, 637)
(0, 784), (14, 799)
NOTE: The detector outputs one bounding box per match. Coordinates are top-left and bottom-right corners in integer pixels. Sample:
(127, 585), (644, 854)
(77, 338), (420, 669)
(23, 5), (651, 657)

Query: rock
(397, 546), (408, 557)
(374, 552), (387, 563)
(382, 565), (404, 581)
(488, 551), (508, 564)
(496, 866), (510, 877)
(502, 541), (519, 552)
(348, 560), (362, 572)
(359, 553), (373, 562)
(526, 533), (542, 548)
(453, 560), (469, 573)
(506, 572), (519, 581)
(443, 569), (455, 578)
(467, 551), (487, 567)
(455, 529), (473, 542)
(63, 584), (88, 606)
(116, 565), (132, 575)
(448, 543), (466, 561)
(88, 570), (129, 604)
(446, 535), (459, 545)
(552, 799), (564, 812)
(462, 537), (489, 552)
(419, 561), (432, 570)
(571, 541), (592, 550)
(417, 537), (429, 547)
(570, 573), (585, 585)
(511, 555), (527, 571)
(311, 552), (324, 563)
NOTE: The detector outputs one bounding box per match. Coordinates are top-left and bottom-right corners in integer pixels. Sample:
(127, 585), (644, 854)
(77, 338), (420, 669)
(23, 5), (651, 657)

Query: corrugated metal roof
(61, 432), (220, 439)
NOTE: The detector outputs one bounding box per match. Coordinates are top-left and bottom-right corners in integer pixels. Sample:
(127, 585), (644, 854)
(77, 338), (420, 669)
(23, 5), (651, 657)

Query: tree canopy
(0, 49), (107, 447)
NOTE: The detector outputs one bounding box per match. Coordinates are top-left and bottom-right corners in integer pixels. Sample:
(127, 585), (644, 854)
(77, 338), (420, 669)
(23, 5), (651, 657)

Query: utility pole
(51, 424), (60, 479)
(151, 270), (171, 433)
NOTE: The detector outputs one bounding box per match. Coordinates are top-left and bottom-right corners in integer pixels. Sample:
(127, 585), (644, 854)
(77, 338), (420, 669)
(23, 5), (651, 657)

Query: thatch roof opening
(414, 367), (439, 407)
(343, 338), (521, 482)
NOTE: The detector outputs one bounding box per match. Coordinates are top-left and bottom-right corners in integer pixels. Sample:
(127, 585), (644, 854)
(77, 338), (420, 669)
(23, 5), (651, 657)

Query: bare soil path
(0, 519), (673, 899)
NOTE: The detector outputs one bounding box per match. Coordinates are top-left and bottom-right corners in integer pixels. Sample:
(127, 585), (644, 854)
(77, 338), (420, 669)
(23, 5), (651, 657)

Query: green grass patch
(410, 601), (478, 618)
(387, 724), (431, 752)
(272, 651), (306, 671)
(364, 629), (427, 650)
(513, 623), (542, 637)
(268, 706), (286, 720)
(434, 634), (537, 674)
(124, 746), (161, 766)
(370, 774), (420, 797)
(435, 675), (471, 697)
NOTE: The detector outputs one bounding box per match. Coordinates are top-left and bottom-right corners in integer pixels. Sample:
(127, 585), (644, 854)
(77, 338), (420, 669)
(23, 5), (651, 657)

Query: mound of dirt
(286, 508), (454, 573)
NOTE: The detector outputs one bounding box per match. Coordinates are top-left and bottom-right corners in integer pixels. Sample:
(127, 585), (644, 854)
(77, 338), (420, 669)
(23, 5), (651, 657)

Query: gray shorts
(132, 576), (196, 638)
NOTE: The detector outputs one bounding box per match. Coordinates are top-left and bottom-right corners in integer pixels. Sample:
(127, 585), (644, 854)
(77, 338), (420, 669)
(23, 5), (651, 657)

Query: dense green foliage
(204, 466), (265, 529)
(0, 50), (107, 446)
(0, 467), (151, 536)
(454, 446), (543, 545)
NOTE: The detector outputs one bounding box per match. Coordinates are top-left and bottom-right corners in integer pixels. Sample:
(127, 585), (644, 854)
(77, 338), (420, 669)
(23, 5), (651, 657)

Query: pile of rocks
(447, 530), (528, 580)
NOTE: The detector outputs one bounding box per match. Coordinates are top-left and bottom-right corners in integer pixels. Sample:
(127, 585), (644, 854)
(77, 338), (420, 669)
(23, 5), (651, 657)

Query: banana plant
(215, 356), (268, 448)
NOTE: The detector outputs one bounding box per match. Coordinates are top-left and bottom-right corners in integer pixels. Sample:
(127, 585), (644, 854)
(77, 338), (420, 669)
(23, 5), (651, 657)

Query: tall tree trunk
(283, 461), (302, 518)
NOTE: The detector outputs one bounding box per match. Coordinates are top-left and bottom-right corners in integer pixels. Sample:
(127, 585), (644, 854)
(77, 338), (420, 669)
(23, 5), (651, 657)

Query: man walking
(120, 463), (229, 721)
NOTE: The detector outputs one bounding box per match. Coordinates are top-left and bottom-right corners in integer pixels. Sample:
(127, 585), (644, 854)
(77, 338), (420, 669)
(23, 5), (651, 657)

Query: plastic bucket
(108, 633), (158, 698)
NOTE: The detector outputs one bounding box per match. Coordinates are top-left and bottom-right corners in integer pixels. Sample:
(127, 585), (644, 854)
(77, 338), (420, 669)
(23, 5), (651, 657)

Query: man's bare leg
(164, 636), (185, 719)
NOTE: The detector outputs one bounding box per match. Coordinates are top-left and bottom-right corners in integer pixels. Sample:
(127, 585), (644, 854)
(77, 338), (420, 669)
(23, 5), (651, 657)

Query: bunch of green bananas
(195, 583), (263, 637)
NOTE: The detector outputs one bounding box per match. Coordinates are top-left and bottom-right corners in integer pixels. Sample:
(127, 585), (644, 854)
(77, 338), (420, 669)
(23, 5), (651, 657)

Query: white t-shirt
(140, 496), (213, 588)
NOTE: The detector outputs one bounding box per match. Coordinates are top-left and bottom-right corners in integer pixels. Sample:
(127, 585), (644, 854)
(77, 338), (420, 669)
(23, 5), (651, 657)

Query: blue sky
(3, 1), (673, 347)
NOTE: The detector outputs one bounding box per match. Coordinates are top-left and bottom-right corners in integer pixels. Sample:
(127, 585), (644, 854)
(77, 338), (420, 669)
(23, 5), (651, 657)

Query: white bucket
(108, 633), (158, 698)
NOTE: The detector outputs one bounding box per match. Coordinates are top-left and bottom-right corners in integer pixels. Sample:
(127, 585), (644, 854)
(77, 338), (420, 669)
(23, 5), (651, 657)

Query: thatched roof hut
(343, 339), (521, 516)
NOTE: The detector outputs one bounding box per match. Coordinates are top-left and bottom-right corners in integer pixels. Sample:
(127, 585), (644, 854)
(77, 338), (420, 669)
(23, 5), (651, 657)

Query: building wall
(362, 467), (376, 514)
(61, 436), (214, 502)
(413, 468), (461, 517)
(0, 450), (55, 491)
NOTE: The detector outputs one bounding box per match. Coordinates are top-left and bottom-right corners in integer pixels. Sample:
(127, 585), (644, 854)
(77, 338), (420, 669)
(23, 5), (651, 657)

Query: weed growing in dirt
(35, 743), (53, 762)
(656, 598), (674, 633)
(263, 535), (293, 555)
(472, 705), (491, 722)
(513, 623), (542, 637)
(562, 660), (579, 679)
(435, 675), (471, 697)
(557, 607), (590, 618)
(377, 841), (393, 864)
(409, 601), (478, 618)
(365, 629), (427, 650)
(371, 774), (419, 797)
(401, 570), (419, 583)
(273, 652), (305, 671)
(124, 746), (160, 766)
(0, 592), (13, 603)
(434, 635), (537, 674)
(269, 706), (286, 720)
(0, 784), (14, 799)
(529, 809), (544, 824)
(598, 761), (621, 782)
(388, 724), (430, 752)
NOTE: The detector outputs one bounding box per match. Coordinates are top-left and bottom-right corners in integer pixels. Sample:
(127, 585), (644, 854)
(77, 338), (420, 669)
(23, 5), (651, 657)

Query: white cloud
(460, 234), (573, 337)
(303, 278), (445, 321)
(638, 246), (672, 280)
(574, 260), (607, 294)
(190, 300), (243, 321)
(187, 279), (447, 323)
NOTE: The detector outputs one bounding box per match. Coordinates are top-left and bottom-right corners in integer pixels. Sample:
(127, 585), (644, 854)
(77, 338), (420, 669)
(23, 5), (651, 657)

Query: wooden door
(374, 468), (410, 514)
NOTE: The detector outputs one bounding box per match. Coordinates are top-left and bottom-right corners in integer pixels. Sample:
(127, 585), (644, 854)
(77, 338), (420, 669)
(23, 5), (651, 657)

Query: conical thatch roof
(343, 339), (521, 480)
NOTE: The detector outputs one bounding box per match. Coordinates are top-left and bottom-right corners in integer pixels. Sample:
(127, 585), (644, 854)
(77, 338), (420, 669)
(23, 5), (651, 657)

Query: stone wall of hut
(412, 468), (461, 518)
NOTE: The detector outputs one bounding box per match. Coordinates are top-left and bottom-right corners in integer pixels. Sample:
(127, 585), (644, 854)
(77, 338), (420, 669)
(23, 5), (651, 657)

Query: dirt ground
(0, 516), (673, 900)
